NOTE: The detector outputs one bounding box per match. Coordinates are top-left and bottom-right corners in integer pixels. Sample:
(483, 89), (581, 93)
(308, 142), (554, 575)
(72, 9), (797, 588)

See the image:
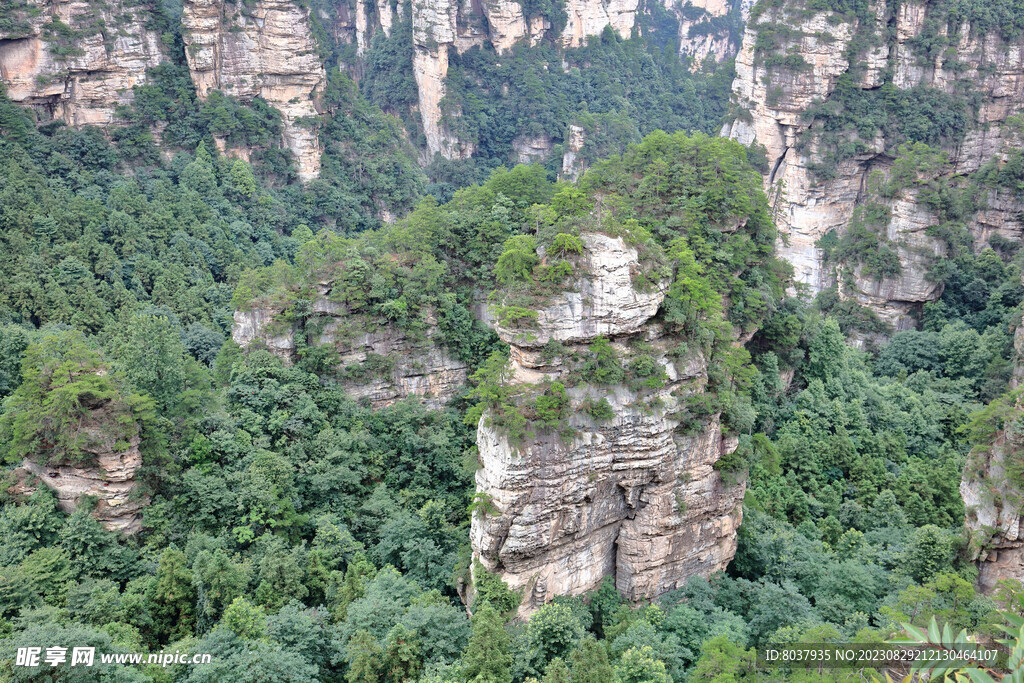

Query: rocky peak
(12, 445), (147, 535)
(181, 0), (327, 180)
(6, 375), (150, 534)
(470, 229), (746, 616)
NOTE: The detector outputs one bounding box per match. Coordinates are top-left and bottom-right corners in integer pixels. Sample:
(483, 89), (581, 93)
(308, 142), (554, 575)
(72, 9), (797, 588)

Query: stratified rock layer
(9, 410), (148, 534)
(723, 0), (1024, 327)
(181, 0), (326, 179)
(0, 0), (164, 125)
(232, 302), (468, 410)
(963, 275), (1024, 592)
(962, 417), (1024, 593)
(471, 233), (745, 616)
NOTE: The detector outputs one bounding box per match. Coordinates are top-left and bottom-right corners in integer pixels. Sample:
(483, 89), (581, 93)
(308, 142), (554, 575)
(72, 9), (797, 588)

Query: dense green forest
(0, 0), (1023, 677)
(1, 76), (1022, 677)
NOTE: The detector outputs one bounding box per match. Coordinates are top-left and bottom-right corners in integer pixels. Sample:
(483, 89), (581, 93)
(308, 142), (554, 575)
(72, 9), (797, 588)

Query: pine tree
(569, 637), (616, 683)
(152, 547), (196, 641)
(382, 623), (421, 682)
(541, 657), (570, 683)
(460, 604), (512, 683)
(347, 630), (382, 683)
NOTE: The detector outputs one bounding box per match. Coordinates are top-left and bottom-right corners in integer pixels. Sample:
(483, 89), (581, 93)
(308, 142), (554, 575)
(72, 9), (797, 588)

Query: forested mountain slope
(0, 0), (1023, 679)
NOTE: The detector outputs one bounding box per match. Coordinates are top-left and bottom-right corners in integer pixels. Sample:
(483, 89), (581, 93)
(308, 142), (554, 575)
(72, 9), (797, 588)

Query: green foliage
(471, 560), (522, 616)
(495, 236), (541, 287)
(530, 382), (570, 431)
(581, 397), (616, 421)
(828, 203), (902, 281)
(550, 233), (585, 258)
(521, 602), (587, 678)
(437, 27), (735, 170)
(461, 604), (513, 683)
(800, 75), (971, 178)
(222, 596), (267, 640)
(0, 7), (1016, 674)
(582, 337), (626, 385)
(0, 331), (156, 466)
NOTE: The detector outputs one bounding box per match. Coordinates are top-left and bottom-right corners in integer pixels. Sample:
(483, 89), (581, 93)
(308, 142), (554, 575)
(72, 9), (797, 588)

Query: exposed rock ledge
(0, 0), (164, 126)
(471, 232), (745, 616)
(10, 439), (147, 535)
(232, 302), (468, 410)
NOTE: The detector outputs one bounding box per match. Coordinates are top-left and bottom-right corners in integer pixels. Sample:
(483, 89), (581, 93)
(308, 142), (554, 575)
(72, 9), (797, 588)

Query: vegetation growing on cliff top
(0, 59), (1022, 678)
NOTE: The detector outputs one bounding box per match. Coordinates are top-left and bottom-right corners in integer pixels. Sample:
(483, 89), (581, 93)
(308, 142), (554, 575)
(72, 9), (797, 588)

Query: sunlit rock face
(0, 0), (164, 126)
(470, 232), (746, 617)
(723, 0), (1024, 329)
(181, 0), (326, 180)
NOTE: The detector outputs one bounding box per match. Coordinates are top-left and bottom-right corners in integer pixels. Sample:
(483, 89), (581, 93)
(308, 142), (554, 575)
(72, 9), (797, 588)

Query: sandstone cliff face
(9, 412), (148, 534)
(838, 192), (947, 334)
(659, 0), (748, 65)
(406, 0), (553, 160)
(471, 232), (745, 616)
(181, 0), (326, 180)
(232, 302), (468, 410)
(560, 124), (587, 180)
(560, 0), (638, 48)
(723, 0), (1024, 328)
(963, 274), (1024, 592)
(0, 0), (164, 126)
(404, 0), (740, 160)
(962, 421), (1024, 594)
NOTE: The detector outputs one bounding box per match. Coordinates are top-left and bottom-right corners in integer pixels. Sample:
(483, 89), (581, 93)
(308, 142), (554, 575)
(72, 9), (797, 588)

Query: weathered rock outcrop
(962, 415), (1024, 594)
(963, 274), (1024, 592)
(9, 412), (148, 534)
(181, 0), (326, 180)
(838, 192), (947, 334)
(560, 0), (638, 48)
(723, 0), (1024, 328)
(0, 0), (164, 126)
(560, 124), (587, 180)
(232, 303), (468, 410)
(660, 0), (749, 64)
(404, 0), (742, 159)
(471, 232), (745, 616)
